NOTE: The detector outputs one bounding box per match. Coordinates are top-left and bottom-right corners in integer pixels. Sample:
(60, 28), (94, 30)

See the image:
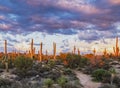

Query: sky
(0, 0), (120, 54)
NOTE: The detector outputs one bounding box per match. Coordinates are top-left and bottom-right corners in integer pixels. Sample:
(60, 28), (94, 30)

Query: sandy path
(74, 71), (101, 88)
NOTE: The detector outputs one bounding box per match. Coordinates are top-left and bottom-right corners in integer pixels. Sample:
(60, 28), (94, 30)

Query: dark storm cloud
(0, 0), (120, 41)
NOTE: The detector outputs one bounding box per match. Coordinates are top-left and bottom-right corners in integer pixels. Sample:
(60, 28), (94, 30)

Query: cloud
(109, 0), (120, 5)
(0, 0), (120, 53)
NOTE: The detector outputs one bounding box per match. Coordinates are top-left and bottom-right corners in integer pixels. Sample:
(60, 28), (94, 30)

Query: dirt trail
(74, 71), (101, 88)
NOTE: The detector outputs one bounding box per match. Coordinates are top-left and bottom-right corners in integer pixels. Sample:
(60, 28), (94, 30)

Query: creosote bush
(92, 69), (111, 82)
(57, 76), (68, 87)
(44, 78), (54, 88)
(66, 53), (89, 68)
(14, 56), (33, 77)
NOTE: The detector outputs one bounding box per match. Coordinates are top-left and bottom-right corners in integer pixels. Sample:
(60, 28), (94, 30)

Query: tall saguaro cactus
(31, 39), (34, 58)
(46, 50), (48, 58)
(39, 42), (43, 62)
(53, 42), (56, 60)
(93, 48), (96, 56)
(5, 40), (7, 55)
(33, 47), (36, 56)
(74, 45), (76, 54)
(4, 40), (9, 72)
(113, 37), (119, 57)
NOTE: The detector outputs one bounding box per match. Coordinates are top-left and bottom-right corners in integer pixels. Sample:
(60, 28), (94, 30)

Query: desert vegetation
(0, 37), (120, 88)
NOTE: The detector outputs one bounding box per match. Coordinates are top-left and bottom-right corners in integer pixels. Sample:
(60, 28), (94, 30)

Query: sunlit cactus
(53, 42), (56, 60)
(4, 40), (9, 72)
(31, 39), (34, 58)
(103, 48), (107, 56)
(93, 48), (96, 56)
(28, 50), (31, 57)
(74, 45), (76, 54)
(33, 47), (35, 56)
(5, 40), (7, 55)
(46, 50), (48, 58)
(113, 37), (119, 57)
(39, 42), (43, 62)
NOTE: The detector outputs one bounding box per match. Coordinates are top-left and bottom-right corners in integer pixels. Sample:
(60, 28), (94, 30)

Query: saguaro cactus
(113, 37), (119, 57)
(31, 39), (34, 58)
(5, 40), (7, 55)
(103, 48), (107, 56)
(4, 40), (9, 72)
(93, 48), (96, 56)
(33, 47), (35, 56)
(74, 45), (76, 54)
(39, 42), (43, 62)
(46, 50), (48, 57)
(53, 42), (56, 60)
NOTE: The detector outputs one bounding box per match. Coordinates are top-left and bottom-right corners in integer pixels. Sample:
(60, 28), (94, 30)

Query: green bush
(47, 59), (56, 68)
(63, 68), (73, 75)
(44, 78), (54, 88)
(57, 76), (67, 87)
(66, 54), (81, 68)
(8, 58), (14, 69)
(14, 56), (33, 77)
(79, 57), (89, 67)
(66, 54), (89, 69)
(92, 69), (111, 82)
(0, 60), (5, 69)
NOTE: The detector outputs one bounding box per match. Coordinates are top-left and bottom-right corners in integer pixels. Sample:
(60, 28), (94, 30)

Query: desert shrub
(44, 78), (54, 88)
(113, 76), (120, 87)
(0, 60), (5, 69)
(47, 59), (56, 68)
(8, 58), (14, 69)
(66, 54), (81, 68)
(57, 76), (68, 87)
(0, 58), (14, 70)
(63, 68), (73, 75)
(14, 56), (33, 77)
(79, 57), (89, 67)
(66, 54), (89, 69)
(0, 78), (12, 87)
(92, 69), (111, 82)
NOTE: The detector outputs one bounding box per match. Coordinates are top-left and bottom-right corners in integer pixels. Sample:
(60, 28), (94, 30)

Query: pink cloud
(56, 0), (105, 14)
(109, 0), (120, 4)
(0, 23), (12, 30)
(0, 15), (5, 20)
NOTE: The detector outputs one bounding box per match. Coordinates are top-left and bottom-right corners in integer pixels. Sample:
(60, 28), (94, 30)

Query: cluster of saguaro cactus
(53, 42), (56, 60)
(113, 37), (119, 57)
